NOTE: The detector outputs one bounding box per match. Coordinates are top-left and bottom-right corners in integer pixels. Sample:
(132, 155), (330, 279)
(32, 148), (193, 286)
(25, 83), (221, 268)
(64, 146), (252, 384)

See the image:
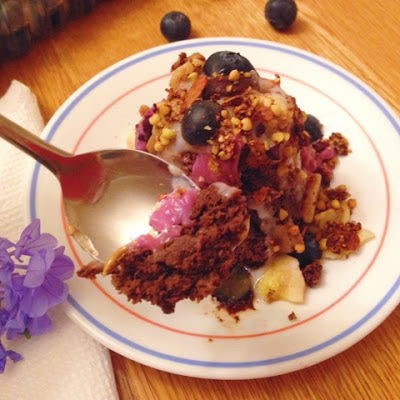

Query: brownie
(79, 183), (249, 313)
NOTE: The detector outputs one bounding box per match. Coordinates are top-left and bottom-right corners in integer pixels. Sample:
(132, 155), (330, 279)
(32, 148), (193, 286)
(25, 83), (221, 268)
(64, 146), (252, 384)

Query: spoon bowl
(0, 114), (196, 262)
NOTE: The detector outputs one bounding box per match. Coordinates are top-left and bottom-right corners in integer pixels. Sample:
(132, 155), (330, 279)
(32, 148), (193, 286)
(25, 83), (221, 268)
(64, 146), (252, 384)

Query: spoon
(0, 113), (197, 263)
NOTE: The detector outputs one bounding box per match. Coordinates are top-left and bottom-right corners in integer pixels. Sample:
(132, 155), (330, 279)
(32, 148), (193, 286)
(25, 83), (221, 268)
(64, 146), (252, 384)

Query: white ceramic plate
(27, 38), (400, 379)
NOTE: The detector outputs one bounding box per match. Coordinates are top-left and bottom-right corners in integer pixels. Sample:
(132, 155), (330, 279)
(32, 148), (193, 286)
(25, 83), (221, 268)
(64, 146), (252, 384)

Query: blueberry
(182, 100), (222, 145)
(160, 11), (191, 42)
(203, 51), (255, 76)
(213, 266), (252, 302)
(304, 114), (323, 142)
(290, 232), (322, 269)
(264, 0), (297, 31)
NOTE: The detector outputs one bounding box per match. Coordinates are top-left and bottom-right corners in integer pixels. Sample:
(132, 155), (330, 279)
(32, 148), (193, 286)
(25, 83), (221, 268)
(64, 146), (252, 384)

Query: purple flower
(0, 339), (22, 373)
(14, 219), (58, 259)
(0, 218), (75, 372)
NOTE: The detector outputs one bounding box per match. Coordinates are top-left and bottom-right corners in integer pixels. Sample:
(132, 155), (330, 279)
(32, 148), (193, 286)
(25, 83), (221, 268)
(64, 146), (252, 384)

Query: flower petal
(0, 340), (22, 373)
(50, 247), (74, 281)
(5, 310), (27, 339)
(0, 249), (15, 283)
(3, 276), (25, 311)
(0, 238), (14, 250)
(26, 313), (52, 335)
(23, 252), (48, 288)
(20, 287), (49, 318)
(7, 349), (22, 363)
(14, 219), (58, 258)
(42, 274), (68, 306)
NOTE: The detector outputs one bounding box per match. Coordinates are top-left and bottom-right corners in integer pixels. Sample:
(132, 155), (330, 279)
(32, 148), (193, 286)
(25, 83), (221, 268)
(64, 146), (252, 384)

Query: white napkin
(0, 81), (119, 400)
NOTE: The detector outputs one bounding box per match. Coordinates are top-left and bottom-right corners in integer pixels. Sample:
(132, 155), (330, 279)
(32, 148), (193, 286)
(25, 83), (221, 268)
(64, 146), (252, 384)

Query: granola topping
(78, 50), (375, 316)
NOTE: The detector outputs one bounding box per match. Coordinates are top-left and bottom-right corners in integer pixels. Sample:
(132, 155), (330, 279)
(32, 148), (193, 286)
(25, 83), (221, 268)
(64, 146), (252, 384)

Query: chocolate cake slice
(78, 182), (250, 313)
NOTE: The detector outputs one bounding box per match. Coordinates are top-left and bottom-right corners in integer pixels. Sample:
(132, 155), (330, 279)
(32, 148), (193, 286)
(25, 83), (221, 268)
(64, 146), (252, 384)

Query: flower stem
(23, 329), (31, 339)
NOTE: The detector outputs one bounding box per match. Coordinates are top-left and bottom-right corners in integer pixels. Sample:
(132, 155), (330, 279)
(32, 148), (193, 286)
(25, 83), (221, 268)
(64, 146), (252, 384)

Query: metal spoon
(0, 113), (196, 262)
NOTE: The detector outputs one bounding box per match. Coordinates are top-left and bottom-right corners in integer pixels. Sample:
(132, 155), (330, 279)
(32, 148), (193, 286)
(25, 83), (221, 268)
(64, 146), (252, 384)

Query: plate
(27, 37), (400, 379)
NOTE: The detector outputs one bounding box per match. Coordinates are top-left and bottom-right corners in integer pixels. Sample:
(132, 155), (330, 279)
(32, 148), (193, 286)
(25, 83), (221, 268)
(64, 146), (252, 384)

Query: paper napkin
(0, 80), (119, 400)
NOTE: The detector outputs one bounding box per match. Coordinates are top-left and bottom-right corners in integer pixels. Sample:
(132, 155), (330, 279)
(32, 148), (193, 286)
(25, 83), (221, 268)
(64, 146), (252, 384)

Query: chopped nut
(298, 170), (308, 180)
(228, 69), (240, 82)
(271, 131), (284, 143)
(331, 199), (341, 210)
(251, 96), (260, 107)
(139, 105), (150, 116)
(191, 57), (204, 67)
(187, 72), (199, 81)
(294, 243), (305, 253)
(149, 113), (161, 126)
(231, 116), (240, 126)
(154, 142), (164, 152)
(241, 117), (252, 131)
(288, 225), (300, 236)
(279, 208), (288, 221)
(263, 97), (272, 108)
(273, 75), (281, 85)
(159, 136), (170, 146)
(272, 245), (280, 253)
(211, 145), (219, 155)
(347, 198), (357, 209)
(218, 150), (230, 160)
(161, 128), (176, 140)
(158, 104), (171, 115)
(271, 103), (281, 116)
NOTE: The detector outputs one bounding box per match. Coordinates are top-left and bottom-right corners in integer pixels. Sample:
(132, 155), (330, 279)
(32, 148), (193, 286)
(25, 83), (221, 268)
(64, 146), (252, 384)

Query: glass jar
(0, 0), (100, 59)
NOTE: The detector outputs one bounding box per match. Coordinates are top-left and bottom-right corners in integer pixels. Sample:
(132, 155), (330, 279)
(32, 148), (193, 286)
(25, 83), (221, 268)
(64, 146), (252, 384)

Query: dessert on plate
(78, 50), (374, 314)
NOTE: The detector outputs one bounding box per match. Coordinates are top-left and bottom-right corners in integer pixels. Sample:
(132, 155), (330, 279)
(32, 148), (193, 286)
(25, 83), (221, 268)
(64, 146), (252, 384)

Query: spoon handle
(0, 113), (72, 175)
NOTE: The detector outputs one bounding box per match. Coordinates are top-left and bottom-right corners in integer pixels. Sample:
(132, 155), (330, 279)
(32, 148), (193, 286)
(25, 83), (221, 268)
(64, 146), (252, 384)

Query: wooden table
(1, 0), (399, 398)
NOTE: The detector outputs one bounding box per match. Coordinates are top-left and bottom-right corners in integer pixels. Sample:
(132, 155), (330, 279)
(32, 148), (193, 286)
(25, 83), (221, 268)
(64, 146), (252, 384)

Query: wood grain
(1, 0), (399, 398)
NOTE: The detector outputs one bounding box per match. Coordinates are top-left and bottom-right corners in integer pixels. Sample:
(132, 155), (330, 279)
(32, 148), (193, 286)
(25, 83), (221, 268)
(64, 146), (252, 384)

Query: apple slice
(255, 255), (306, 303)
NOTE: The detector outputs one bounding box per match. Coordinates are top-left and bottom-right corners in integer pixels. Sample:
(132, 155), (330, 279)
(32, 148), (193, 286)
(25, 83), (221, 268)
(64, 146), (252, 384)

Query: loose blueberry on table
(264, 0), (298, 30)
(160, 11), (191, 42)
